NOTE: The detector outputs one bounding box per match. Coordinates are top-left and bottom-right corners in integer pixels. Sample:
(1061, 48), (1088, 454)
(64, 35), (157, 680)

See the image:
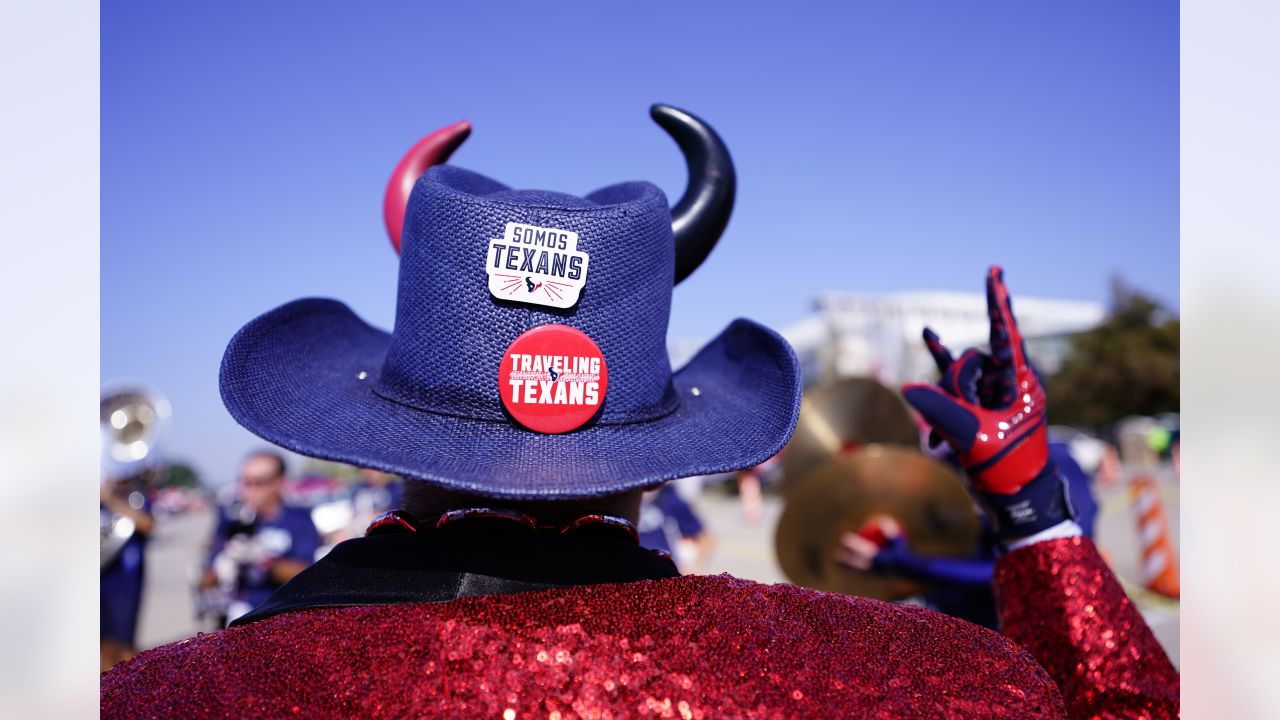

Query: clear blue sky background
(103, 2), (1178, 487)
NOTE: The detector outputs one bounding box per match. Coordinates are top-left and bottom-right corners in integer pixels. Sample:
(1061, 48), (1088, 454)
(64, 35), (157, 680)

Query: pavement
(136, 509), (216, 649)
(134, 470), (1179, 668)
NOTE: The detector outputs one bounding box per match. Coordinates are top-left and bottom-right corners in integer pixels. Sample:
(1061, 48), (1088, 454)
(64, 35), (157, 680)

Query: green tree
(1047, 279), (1179, 429)
(162, 461), (202, 488)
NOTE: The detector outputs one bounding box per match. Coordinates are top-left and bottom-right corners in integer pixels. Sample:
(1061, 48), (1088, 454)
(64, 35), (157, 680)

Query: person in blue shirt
(836, 441), (1098, 629)
(637, 485), (715, 574)
(100, 476), (155, 670)
(200, 450), (320, 624)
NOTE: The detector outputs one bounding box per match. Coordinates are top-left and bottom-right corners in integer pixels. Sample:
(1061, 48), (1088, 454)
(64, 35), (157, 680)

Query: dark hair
(245, 449), (288, 479)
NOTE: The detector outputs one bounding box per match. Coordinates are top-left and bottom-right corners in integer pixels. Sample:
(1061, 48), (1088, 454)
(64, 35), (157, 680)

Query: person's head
(238, 450), (287, 513)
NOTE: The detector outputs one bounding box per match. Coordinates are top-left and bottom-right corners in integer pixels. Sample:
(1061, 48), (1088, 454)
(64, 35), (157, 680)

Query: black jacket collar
(234, 520), (678, 626)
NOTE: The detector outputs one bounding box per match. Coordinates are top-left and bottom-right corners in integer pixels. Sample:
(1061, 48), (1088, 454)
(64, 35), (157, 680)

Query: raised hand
(834, 515), (905, 573)
(901, 266), (1073, 542)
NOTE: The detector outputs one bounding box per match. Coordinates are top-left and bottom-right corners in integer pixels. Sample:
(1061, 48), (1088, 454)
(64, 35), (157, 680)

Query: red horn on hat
(382, 120), (472, 254)
(650, 104), (737, 285)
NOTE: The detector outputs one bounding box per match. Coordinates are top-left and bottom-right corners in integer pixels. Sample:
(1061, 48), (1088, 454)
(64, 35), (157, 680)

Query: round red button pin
(498, 324), (608, 434)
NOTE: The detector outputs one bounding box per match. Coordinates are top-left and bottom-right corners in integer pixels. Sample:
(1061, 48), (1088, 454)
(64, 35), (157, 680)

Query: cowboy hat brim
(220, 298), (801, 499)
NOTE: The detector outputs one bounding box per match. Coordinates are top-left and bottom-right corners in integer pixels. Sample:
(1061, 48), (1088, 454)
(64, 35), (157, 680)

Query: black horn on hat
(650, 104), (736, 285)
(382, 106), (736, 286)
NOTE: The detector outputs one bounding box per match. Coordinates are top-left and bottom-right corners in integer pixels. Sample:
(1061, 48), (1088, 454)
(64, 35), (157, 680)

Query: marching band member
(100, 475), (155, 671)
(198, 450), (319, 625)
(102, 108), (1176, 718)
(637, 484), (716, 574)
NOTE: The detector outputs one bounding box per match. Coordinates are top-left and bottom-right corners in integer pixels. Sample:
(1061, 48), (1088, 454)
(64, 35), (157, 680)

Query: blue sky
(102, 2), (1177, 486)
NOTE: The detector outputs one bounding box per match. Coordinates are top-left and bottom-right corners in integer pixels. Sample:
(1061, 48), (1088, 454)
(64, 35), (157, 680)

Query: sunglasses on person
(240, 473), (281, 488)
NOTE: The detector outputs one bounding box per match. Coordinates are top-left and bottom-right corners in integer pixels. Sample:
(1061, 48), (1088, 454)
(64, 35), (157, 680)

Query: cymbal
(781, 377), (919, 489)
(775, 446), (980, 601)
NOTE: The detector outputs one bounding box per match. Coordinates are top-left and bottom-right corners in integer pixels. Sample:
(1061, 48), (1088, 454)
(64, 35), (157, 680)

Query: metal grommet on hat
(499, 325), (608, 434)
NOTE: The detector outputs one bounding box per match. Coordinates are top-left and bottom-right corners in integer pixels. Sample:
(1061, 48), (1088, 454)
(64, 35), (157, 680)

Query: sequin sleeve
(994, 536), (1179, 719)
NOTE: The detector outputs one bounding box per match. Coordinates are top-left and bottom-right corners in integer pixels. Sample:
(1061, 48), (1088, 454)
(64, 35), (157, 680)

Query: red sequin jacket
(101, 535), (1178, 719)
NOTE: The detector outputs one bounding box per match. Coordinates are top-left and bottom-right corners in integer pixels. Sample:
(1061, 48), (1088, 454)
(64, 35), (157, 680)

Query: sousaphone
(101, 388), (169, 568)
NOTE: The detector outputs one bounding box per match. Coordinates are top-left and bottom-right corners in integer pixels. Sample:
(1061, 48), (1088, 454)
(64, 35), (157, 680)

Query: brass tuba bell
(100, 388), (169, 568)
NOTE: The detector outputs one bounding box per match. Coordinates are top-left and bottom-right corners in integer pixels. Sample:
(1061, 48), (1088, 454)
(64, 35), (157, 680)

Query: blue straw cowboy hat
(219, 105), (800, 499)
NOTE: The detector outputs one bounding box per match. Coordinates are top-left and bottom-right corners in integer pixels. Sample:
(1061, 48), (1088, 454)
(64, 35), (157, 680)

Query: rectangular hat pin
(486, 221), (590, 309)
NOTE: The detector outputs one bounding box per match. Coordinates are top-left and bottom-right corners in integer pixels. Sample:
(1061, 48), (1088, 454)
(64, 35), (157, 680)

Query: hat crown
(377, 165), (679, 426)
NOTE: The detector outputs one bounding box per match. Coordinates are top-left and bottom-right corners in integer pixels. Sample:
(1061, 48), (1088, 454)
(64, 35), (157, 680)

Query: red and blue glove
(901, 266), (1074, 542)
